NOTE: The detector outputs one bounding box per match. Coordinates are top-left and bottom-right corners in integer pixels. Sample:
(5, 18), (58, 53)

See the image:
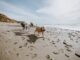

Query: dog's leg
(38, 32), (39, 36)
(34, 31), (36, 35)
(42, 32), (43, 37)
(23, 26), (25, 30)
(42, 32), (45, 40)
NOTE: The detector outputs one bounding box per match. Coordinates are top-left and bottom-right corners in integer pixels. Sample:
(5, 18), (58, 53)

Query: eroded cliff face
(0, 13), (16, 23)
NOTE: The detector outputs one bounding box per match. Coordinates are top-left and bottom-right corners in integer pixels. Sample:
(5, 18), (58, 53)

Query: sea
(43, 24), (80, 31)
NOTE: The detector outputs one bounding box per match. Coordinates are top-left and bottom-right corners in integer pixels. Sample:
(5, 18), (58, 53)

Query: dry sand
(0, 22), (80, 60)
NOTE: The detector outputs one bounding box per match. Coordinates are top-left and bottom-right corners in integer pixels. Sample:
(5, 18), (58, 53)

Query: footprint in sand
(22, 37), (25, 40)
(65, 54), (69, 57)
(46, 55), (53, 60)
(32, 53), (37, 58)
(16, 53), (19, 56)
(19, 46), (23, 48)
(23, 42), (27, 47)
(52, 51), (59, 55)
(14, 42), (18, 45)
(26, 54), (29, 56)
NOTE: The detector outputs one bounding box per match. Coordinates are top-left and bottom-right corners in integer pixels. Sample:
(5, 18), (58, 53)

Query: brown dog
(34, 26), (45, 37)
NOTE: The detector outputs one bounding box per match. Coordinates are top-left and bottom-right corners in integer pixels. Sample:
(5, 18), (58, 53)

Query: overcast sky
(0, 0), (80, 25)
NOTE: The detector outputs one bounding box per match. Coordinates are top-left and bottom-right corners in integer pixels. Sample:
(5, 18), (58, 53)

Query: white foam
(44, 24), (80, 31)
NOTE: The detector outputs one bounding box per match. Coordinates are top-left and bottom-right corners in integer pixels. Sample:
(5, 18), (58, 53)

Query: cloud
(0, 1), (41, 23)
(0, 0), (80, 25)
(37, 0), (80, 24)
(0, 1), (28, 15)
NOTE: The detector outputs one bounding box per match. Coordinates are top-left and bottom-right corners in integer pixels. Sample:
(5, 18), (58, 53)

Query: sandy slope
(0, 23), (80, 60)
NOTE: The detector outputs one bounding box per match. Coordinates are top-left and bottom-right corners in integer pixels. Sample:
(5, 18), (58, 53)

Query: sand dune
(0, 23), (80, 60)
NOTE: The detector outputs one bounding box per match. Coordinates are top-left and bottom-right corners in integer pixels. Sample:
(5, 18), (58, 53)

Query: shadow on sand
(14, 31), (24, 36)
(14, 31), (43, 43)
(27, 34), (38, 43)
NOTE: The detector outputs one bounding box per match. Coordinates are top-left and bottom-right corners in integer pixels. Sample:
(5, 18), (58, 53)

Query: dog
(34, 26), (45, 37)
(20, 22), (27, 30)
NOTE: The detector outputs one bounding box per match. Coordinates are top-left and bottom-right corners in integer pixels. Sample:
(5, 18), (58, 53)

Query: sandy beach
(0, 22), (80, 60)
